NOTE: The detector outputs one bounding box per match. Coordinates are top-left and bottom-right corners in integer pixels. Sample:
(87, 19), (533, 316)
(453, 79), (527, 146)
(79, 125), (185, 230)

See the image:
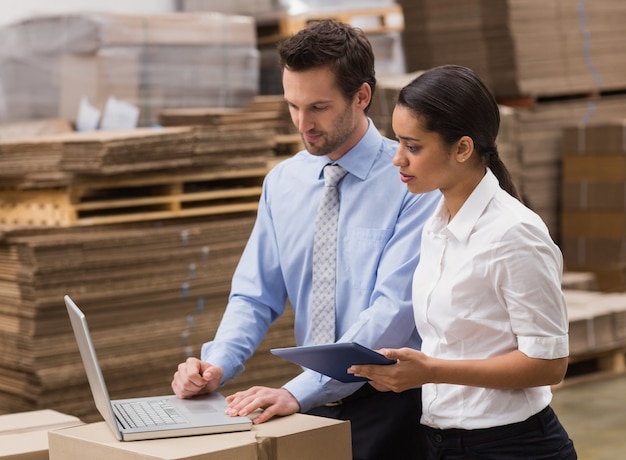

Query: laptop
(64, 294), (252, 441)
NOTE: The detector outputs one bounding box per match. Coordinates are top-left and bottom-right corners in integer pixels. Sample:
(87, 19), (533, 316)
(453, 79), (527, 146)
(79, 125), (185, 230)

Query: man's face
(283, 66), (363, 161)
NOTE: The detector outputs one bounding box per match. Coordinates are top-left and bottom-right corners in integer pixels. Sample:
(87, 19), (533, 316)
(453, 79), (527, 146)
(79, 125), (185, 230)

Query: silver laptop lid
(64, 294), (125, 440)
(63, 294), (252, 441)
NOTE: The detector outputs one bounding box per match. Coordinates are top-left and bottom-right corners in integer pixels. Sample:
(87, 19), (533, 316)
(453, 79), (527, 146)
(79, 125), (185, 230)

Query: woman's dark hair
(397, 65), (521, 200)
(277, 19), (376, 112)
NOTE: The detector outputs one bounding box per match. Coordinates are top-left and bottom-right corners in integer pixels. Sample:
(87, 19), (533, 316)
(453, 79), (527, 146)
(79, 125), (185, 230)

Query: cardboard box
(0, 410), (83, 460)
(562, 182), (626, 211)
(252, 412), (351, 460)
(48, 413), (351, 460)
(561, 210), (626, 240)
(561, 237), (626, 267)
(562, 155), (626, 182)
(562, 123), (626, 155)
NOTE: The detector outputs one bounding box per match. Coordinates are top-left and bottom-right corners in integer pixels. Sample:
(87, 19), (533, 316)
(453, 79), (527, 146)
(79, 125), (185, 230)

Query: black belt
(423, 406), (550, 445)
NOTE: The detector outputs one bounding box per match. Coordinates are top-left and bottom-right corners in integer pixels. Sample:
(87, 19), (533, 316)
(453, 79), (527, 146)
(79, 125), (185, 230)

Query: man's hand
(225, 386), (300, 424)
(171, 357), (224, 398)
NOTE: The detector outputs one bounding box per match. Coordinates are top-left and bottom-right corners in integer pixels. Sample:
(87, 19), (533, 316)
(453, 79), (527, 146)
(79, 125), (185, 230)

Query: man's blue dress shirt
(202, 120), (440, 411)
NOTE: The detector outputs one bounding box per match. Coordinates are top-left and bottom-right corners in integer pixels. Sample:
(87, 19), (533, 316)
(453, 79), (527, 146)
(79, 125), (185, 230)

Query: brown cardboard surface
(253, 414), (351, 460)
(562, 237), (626, 268)
(562, 123), (626, 155)
(562, 182), (626, 210)
(48, 413), (351, 460)
(562, 155), (626, 182)
(561, 263), (626, 293)
(561, 210), (626, 240)
(1, 431), (52, 460)
(0, 410), (81, 434)
(48, 422), (257, 460)
(0, 410), (83, 460)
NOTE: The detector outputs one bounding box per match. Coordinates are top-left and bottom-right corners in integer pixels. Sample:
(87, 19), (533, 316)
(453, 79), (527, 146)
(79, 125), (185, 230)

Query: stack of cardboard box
(397, 0), (626, 99)
(561, 122), (626, 290)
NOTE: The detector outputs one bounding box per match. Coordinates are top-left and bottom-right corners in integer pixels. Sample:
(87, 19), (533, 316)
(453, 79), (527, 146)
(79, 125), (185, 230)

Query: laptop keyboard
(116, 400), (187, 428)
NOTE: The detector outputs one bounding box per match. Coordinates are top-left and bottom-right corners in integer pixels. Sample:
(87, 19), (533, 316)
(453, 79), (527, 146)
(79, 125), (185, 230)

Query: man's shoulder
(263, 150), (317, 188)
(267, 150), (311, 173)
(378, 133), (400, 151)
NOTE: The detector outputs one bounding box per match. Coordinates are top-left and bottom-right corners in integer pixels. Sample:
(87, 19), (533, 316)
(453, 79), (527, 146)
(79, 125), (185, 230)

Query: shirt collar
(444, 168), (499, 243)
(316, 118), (382, 181)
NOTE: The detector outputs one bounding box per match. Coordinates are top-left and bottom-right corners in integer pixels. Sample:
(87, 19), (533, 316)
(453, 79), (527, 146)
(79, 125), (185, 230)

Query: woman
(348, 65), (577, 459)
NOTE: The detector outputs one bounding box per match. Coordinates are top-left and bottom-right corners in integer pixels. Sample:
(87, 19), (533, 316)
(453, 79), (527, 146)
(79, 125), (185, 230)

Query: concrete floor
(551, 374), (626, 460)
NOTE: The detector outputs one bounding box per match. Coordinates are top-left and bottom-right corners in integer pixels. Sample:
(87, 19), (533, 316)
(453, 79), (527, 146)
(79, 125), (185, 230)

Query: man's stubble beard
(302, 106), (356, 157)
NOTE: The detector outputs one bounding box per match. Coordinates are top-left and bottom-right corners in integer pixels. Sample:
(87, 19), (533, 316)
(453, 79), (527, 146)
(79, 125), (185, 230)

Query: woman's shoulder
(489, 190), (554, 241)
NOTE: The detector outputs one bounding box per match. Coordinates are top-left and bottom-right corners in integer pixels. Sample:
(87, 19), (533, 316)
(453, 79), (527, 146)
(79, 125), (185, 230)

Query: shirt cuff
(518, 334), (569, 359)
(201, 341), (244, 384)
(282, 371), (363, 413)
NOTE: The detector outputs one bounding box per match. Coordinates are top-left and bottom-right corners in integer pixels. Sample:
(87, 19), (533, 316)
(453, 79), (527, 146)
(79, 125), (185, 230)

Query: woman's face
(391, 104), (459, 195)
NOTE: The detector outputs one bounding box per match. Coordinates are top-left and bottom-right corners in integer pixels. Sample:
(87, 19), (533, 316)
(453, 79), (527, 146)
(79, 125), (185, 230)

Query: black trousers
(422, 405), (577, 460)
(306, 384), (425, 460)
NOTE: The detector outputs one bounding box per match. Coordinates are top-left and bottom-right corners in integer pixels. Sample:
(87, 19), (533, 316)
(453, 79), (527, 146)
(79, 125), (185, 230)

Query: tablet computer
(270, 342), (396, 383)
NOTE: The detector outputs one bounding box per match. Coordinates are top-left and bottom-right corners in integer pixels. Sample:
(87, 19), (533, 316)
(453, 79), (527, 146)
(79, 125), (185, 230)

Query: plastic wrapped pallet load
(0, 12), (260, 127)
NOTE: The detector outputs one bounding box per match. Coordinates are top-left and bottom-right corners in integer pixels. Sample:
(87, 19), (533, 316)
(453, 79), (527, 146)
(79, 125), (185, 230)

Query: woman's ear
(455, 136), (474, 163)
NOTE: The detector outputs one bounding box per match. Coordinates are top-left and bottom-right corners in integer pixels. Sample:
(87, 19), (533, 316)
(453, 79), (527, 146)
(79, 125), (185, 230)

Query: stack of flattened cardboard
(0, 216), (300, 422)
(159, 95), (298, 167)
(58, 127), (195, 174)
(0, 118), (74, 189)
(0, 115), (284, 227)
(0, 136), (66, 180)
(563, 290), (626, 362)
(160, 94), (295, 133)
(161, 110), (278, 169)
(0, 118), (73, 141)
(397, 0), (626, 99)
(0, 99), (303, 422)
(510, 95), (626, 242)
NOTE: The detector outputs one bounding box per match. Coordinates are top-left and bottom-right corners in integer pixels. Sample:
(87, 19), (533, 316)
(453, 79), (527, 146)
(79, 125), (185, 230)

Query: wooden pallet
(554, 347), (626, 389)
(497, 87), (626, 109)
(274, 132), (303, 156)
(257, 4), (404, 45)
(0, 166), (268, 227)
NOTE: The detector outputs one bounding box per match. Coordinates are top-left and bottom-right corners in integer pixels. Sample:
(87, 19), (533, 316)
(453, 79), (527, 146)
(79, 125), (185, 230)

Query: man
(171, 19), (439, 460)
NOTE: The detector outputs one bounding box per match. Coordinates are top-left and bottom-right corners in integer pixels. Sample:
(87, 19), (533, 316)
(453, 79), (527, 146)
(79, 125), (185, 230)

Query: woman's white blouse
(413, 169), (569, 430)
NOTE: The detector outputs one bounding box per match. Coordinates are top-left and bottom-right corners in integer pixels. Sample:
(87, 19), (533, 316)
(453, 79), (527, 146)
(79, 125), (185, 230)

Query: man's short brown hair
(277, 19), (376, 112)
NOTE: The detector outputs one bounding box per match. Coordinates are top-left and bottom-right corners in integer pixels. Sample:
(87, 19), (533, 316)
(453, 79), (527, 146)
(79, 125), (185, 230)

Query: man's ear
(355, 82), (372, 110)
